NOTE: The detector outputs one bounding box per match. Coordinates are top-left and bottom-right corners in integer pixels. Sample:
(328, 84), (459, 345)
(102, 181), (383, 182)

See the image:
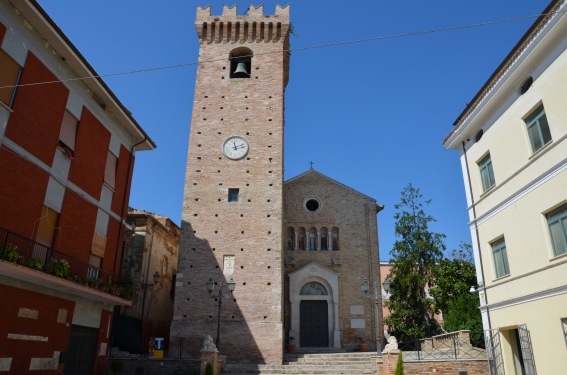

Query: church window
(305, 198), (321, 212)
(309, 228), (317, 251)
(320, 227), (328, 251)
(298, 227), (306, 250)
(332, 228), (340, 251)
(287, 227), (295, 251)
(229, 47), (252, 79)
(300, 281), (328, 295)
(228, 188), (239, 202)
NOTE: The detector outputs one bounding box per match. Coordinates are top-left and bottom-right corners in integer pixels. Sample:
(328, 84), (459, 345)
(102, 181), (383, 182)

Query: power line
(0, 10), (561, 90)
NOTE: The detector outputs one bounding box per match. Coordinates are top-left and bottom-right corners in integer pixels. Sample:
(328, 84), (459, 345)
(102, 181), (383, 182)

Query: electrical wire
(0, 9), (563, 90)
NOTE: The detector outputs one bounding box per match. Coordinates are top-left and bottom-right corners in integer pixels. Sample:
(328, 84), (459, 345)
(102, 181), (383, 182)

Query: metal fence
(398, 331), (487, 361)
(0, 226), (126, 295)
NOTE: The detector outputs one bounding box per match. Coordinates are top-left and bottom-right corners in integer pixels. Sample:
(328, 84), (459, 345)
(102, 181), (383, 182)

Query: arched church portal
(288, 263), (340, 348)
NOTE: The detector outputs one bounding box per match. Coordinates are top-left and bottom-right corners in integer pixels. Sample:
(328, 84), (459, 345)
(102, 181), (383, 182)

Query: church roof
(285, 169), (384, 212)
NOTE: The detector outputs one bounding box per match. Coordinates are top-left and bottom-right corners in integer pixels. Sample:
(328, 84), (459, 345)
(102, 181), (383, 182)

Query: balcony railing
(0, 227), (131, 298)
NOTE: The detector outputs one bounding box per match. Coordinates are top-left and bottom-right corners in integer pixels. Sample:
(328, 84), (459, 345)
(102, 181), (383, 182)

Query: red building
(0, 1), (155, 373)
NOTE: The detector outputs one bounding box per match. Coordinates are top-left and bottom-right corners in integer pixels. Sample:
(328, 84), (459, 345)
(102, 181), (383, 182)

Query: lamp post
(361, 277), (391, 353)
(206, 278), (236, 351)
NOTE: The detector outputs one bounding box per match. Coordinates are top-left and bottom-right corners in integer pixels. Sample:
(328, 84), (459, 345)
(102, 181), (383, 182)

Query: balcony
(0, 227), (132, 305)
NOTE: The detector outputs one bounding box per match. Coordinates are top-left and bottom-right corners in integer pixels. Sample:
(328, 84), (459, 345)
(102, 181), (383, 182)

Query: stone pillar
(381, 350), (400, 375)
(200, 335), (220, 375)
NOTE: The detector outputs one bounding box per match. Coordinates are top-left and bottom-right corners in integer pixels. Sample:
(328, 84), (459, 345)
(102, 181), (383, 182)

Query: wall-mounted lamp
(142, 271), (160, 290)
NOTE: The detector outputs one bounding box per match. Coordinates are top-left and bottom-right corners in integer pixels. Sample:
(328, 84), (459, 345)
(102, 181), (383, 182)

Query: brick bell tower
(171, 5), (290, 363)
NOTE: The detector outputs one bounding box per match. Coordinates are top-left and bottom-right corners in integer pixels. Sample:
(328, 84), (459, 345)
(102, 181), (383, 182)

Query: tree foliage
(430, 243), (484, 348)
(429, 243), (476, 313)
(384, 184), (445, 341)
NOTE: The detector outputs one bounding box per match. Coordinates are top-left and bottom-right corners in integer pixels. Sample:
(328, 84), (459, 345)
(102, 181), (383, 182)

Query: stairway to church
(220, 351), (378, 375)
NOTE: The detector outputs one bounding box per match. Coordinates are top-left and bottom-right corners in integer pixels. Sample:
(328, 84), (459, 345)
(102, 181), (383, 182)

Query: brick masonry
(283, 170), (382, 349)
(378, 351), (489, 375)
(171, 5), (290, 364)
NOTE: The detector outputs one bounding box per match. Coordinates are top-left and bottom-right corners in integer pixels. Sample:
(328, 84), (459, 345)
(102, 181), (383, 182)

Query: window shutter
(104, 151), (117, 189)
(59, 111), (78, 150)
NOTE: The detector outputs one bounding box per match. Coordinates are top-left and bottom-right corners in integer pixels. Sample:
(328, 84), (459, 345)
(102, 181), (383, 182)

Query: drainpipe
(461, 140), (492, 333)
(112, 136), (147, 282)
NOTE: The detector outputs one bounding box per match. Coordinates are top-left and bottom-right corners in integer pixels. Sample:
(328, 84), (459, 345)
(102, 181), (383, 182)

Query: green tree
(384, 184), (445, 341)
(429, 243), (476, 313)
(430, 243), (484, 347)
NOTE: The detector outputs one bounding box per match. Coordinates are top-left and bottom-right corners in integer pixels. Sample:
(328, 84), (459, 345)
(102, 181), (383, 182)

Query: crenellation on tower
(196, 4), (290, 44)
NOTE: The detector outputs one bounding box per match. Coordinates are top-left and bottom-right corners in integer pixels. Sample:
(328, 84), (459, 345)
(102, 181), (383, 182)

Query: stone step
(221, 351), (377, 375)
(221, 367), (375, 375)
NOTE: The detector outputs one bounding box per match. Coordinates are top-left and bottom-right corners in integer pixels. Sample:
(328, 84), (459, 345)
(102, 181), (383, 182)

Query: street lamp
(206, 278), (236, 351)
(361, 277), (391, 353)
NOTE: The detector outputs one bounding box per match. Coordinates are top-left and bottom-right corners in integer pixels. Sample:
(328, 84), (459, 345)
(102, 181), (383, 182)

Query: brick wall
(93, 309), (113, 375)
(111, 145), (133, 217)
(68, 107), (110, 200)
(0, 284), (74, 374)
(57, 189), (97, 262)
(6, 52), (69, 166)
(378, 352), (489, 375)
(172, 5), (290, 364)
(0, 147), (49, 237)
(104, 216), (123, 275)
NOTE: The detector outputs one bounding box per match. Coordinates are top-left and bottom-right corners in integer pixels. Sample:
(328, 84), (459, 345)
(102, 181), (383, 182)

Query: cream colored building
(443, 1), (567, 374)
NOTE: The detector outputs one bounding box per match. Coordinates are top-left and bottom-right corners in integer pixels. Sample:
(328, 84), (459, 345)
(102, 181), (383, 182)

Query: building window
(0, 50), (22, 108)
(104, 151), (117, 190)
(320, 227), (328, 250)
(298, 227), (306, 250)
(331, 227), (340, 251)
(58, 111), (79, 158)
(479, 154), (495, 192)
(229, 47), (252, 79)
(526, 106), (551, 152)
(305, 198), (320, 212)
(547, 204), (567, 257)
(492, 238), (510, 278)
(308, 228), (317, 250)
(87, 255), (102, 279)
(228, 188), (239, 202)
(287, 227), (295, 251)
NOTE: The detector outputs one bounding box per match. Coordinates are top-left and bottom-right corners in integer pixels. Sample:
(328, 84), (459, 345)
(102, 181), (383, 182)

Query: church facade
(171, 5), (383, 364)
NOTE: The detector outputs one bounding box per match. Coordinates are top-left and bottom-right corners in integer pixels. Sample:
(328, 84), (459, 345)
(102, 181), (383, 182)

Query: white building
(443, 0), (567, 374)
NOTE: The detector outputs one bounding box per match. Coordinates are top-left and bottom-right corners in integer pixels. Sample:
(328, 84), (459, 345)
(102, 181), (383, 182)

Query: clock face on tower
(222, 136), (249, 160)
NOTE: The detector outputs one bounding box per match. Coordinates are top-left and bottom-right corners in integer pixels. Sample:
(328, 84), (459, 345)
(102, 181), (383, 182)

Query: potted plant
(1, 244), (20, 262)
(24, 257), (43, 270)
(47, 258), (70, 278)
(287, 336), (296, 353)
(357, 337), (368, 352)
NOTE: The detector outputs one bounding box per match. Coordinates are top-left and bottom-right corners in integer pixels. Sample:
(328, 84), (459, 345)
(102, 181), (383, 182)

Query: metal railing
(0, 227), (128, 297)
(398, 331), (487, 361)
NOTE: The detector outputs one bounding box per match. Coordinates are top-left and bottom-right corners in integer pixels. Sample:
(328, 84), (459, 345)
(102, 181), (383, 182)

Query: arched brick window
(320, 227), (328, 251)
(331, 228), (339, 251)
(229, 47), (252, 79)
(309, 227), (317, 251)
(287, 227), (295, 251)
(298, 227), (306, 251)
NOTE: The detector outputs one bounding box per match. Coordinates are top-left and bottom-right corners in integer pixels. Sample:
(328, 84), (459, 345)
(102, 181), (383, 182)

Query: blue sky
(37, 0), (550, 260)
